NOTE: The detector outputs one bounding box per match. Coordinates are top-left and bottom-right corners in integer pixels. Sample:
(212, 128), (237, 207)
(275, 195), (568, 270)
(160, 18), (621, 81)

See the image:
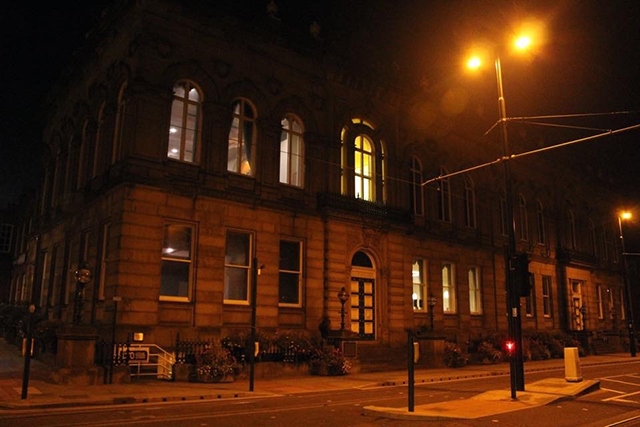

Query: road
(1, 362), (639, 427)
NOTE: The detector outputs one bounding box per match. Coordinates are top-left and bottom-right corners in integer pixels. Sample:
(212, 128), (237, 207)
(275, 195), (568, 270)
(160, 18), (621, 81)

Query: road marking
(603, 390), (640, 402)
(603, 378), (640, 387)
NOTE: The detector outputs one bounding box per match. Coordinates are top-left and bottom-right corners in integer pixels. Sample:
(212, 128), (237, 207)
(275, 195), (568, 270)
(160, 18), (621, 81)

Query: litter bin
(564, 347), (582, 382)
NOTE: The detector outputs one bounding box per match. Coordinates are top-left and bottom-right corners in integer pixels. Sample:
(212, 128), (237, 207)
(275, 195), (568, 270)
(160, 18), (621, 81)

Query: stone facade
(8, 1), (630, 360)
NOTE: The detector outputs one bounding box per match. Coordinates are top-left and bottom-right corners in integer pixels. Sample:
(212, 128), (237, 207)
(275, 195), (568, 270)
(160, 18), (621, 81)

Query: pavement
(0, 339), (636, 421)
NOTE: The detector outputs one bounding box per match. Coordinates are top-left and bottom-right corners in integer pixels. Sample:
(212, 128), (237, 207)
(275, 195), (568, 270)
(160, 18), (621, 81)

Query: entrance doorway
(350, 251), (375, 340)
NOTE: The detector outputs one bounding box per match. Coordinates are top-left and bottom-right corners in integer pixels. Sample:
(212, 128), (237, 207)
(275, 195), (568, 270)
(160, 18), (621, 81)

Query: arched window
(228, 98), (257, 176)
(536, 200), (546, 245)
(410, 156), (424, 216)
(280, 115), (304, 187)
(92, 103), (105, 178)
(438, 166), (451, 222)
(112, 81), (127, 164)
(464, 176), (476, 228)
(77, 121), (89, 189)
(518, 194), (529, 241)
(168, 80), (202, 163)
(588, 219), (597, 256)
(340, 118), (385, 202)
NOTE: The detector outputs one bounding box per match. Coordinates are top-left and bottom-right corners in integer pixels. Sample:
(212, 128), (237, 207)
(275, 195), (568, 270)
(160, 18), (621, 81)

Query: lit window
(160, 223), (194, 301)
(224, 230), (252, 303)
(596, 284), (603, 319)
(340, 118), (385, 202)
(168, 80), (202, 163)
(280, 115), (305, 187)
(279, 240), (302, 306)
(468, 266), (482, 314)
(412, 259), (426, 311)
(227, 99), (256, 176)
(442, 263), (456, 313)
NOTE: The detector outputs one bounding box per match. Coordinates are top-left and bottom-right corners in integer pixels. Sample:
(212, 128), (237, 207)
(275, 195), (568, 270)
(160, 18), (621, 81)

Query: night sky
(2, 1), (639, 213)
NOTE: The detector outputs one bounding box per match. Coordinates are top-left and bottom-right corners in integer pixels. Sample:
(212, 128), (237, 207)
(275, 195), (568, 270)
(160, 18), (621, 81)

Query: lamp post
(468, 41), (531, 394)
(73, 261), (92, 325)
(428, 294), (437, 331)
(338, 287), (349, 331)
(618, 212), (637, 357)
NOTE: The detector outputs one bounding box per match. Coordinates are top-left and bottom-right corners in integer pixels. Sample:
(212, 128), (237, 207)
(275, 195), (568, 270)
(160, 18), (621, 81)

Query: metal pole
(249, 257), (258, 391)
(618, 217), (637, 357)
(407, 329), (415, 412)
(496, 56), (524, 394)
(21, 304), (35, 400)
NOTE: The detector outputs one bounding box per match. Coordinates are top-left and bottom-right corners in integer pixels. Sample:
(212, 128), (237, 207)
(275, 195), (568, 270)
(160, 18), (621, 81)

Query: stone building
(8, 0), (631, 361)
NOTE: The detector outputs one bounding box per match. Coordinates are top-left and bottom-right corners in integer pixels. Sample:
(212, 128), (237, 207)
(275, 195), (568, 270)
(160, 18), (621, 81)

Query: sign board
(116, 347), (150, 363)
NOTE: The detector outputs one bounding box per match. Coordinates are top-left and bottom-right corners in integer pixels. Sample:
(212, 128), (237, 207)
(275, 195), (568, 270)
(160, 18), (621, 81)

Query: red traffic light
(505, 340), (515, 355)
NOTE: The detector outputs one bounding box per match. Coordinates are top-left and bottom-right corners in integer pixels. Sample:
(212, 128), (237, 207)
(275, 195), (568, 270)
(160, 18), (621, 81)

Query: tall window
(588, 220), (597, 256)
(279, 115), (305, 187)
(340, 118), (385, 202)
(596, 284), (604, 319)
(92, 103), (105, 178)
(410, 156), (424, 216)
(0, 224), (13, 253)
(438, 167), (451, 222)
(168, 80), (201, 163)
(542, 275), (552, 317)
(224, 230), (252, 303)
(279, 240), (302, 306)
(620, 289), (626, 320)
(442, 263), (456, 313)
(536, 201), (546, 245)
(600, 226), (609, 260)
(468, 266), (482, 314)
(77, 121), (89, 190)
(354, 134), (374, 200)
(160, 223), (194, 301)
(608, 287), (614, 319)
(412, 259), (426, 311)
(567, 209), (577, 250)
(97, 222), (110, 301)
(499, 196), (507, 236)
(518, 194), (529, 241)
(112, 82), (127, 164)
(464, 176), (476, 228)
(227, 98), (256, 176)
(524, 274), (535, 317)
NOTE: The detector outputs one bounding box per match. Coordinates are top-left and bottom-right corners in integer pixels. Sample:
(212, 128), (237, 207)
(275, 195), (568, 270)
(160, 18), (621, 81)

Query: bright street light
(465, 30), (539, 398)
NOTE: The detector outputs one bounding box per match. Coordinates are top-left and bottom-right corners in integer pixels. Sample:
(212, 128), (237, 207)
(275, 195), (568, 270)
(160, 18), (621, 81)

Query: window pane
(162, 224), (192, 259)
(224, 267), (248, 300)
(279, 241), (299, 270)
(226, 232), (250, 266)
(160, 260), (190, 297)
(279, 272), (299, 304)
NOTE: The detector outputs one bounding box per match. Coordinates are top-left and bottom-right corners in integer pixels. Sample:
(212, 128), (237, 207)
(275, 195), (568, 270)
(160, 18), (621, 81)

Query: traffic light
(504, 340), (516, 357)
(512, 252), (532, 297)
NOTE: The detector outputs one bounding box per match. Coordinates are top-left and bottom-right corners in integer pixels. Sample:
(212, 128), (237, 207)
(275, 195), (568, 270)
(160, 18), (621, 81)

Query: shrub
(443, 341), (468, 368)
(195, 341), (236, 379)
(309, 346), (351, 375)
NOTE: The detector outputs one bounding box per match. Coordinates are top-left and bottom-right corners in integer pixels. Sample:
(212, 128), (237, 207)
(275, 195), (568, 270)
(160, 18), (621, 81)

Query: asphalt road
(1, 362), (639, 427)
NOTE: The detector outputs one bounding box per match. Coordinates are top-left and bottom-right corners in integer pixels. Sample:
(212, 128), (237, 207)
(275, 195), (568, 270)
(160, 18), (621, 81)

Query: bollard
(564, 347), (582, 382)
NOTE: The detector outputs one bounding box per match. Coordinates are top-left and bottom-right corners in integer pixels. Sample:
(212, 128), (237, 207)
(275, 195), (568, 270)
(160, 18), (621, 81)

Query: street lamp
(338, 287), (349, 331)
(618, 211), (637, 357)
(428, 294), (437, 331)
(466, 34), (537, 395)
(73, 261), (92, 325)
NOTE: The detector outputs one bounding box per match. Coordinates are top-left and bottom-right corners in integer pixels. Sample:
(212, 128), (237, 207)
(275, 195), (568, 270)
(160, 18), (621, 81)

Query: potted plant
(309, 346), (351, 376)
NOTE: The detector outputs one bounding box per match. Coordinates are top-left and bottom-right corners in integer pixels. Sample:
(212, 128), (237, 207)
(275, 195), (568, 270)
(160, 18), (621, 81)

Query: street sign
(116, 347), (149, 363)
